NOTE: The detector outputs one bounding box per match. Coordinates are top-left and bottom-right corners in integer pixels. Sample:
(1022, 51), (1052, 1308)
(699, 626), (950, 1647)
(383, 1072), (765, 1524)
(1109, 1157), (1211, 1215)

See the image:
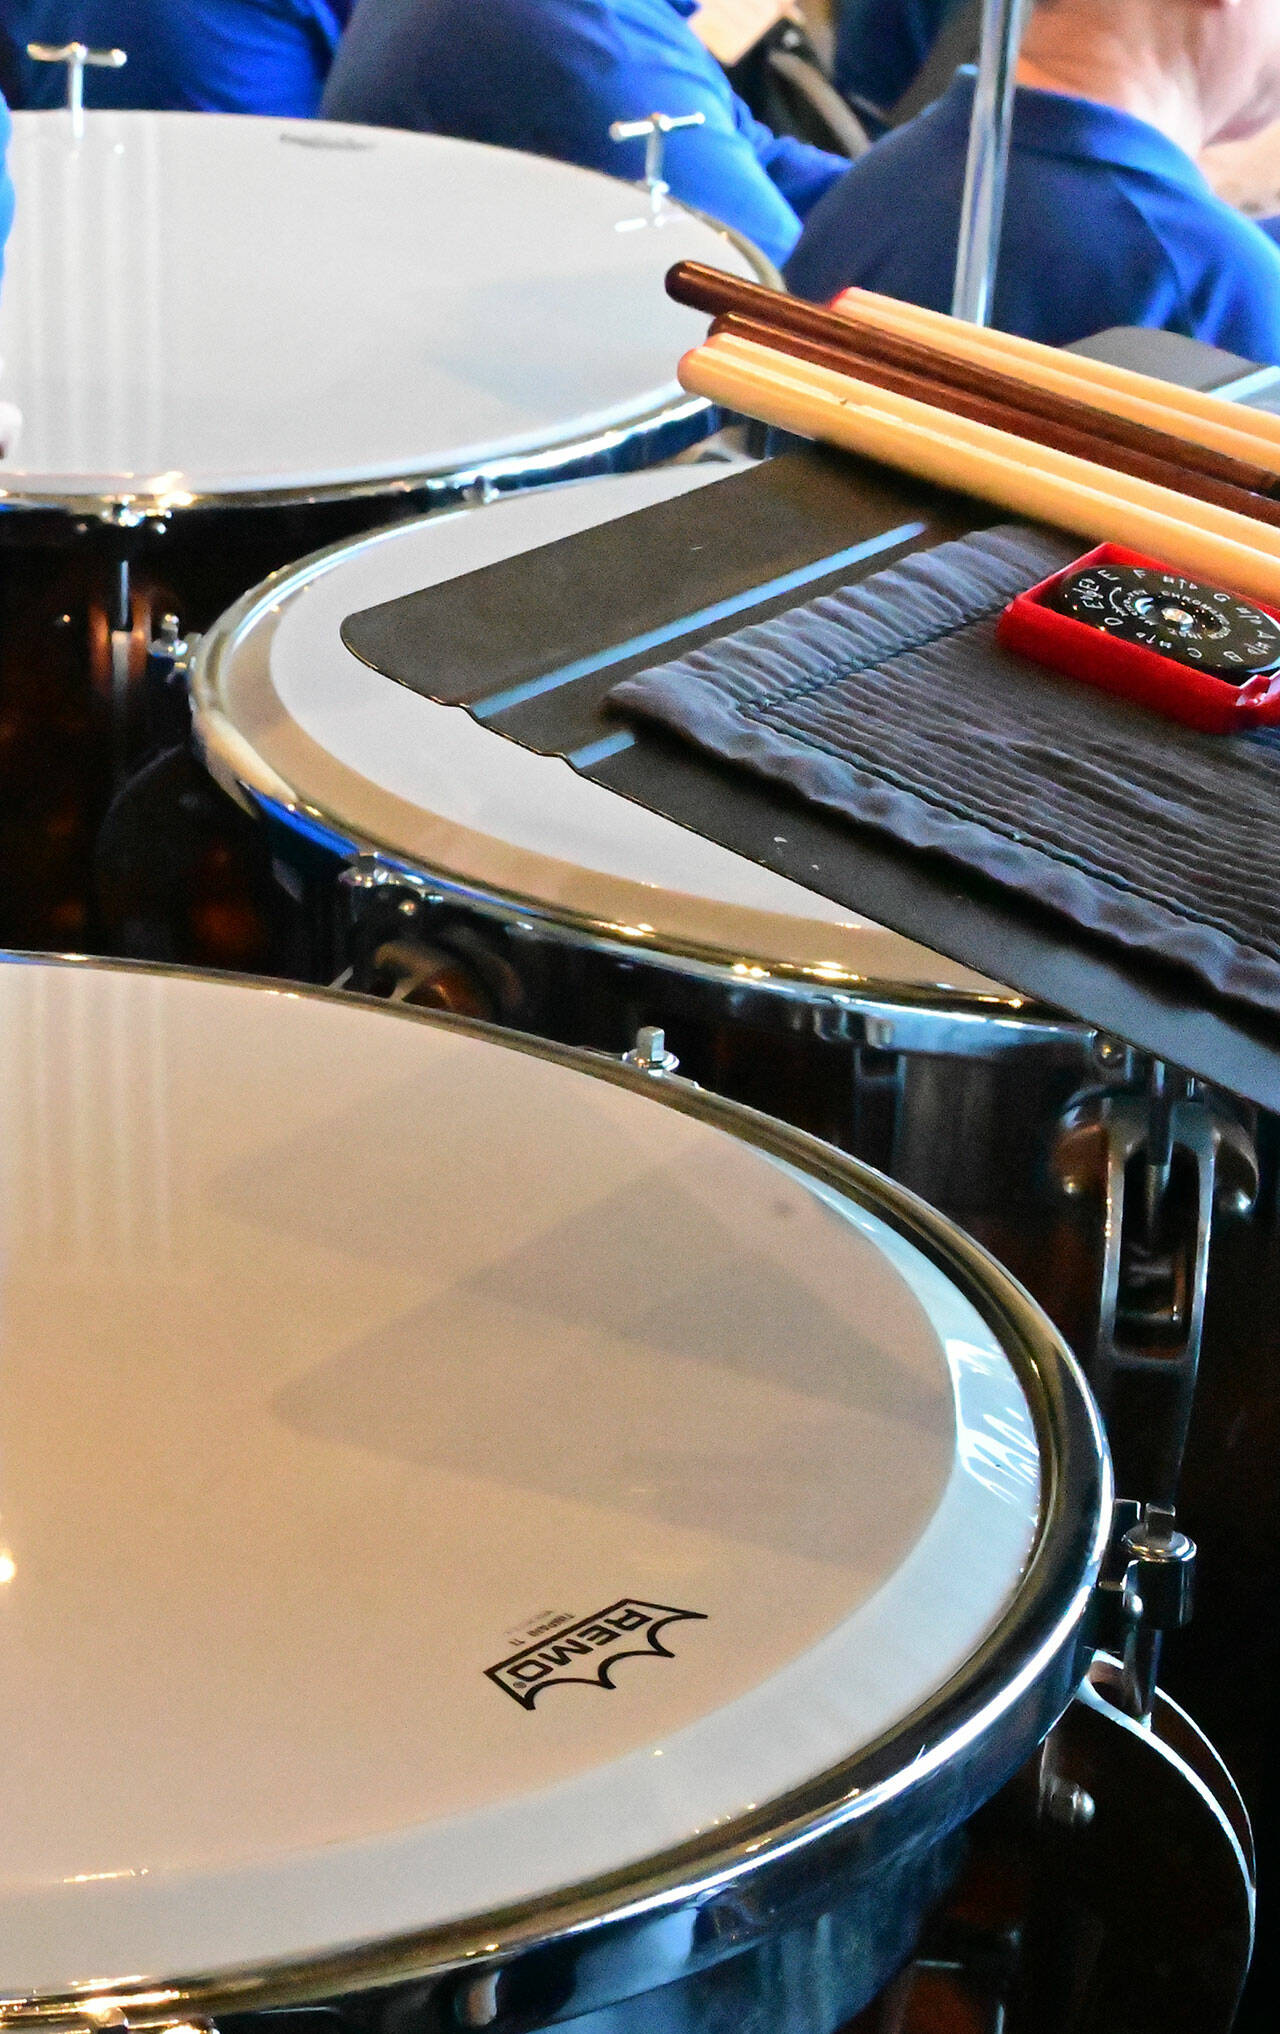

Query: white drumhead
(0, 114), (764, 504)
(196, 463), (1005, 987)
(0, 960), (1042, 1991)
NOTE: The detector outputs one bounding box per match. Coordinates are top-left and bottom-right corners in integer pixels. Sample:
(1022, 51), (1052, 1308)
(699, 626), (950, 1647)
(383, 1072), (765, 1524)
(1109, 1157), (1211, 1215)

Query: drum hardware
(1088, 1499), (1197, 1728)
(1054, 1064), (1258, 1506)
(3, 117), (769, 952)
(620, 1023), (681, 1075)
(608, 110), (708, 206)
(26, 41), (127, 139)
(145, 615), (198, 752)
(335, 858), (521, 1018)
(1004, 1658), (1256, 2034)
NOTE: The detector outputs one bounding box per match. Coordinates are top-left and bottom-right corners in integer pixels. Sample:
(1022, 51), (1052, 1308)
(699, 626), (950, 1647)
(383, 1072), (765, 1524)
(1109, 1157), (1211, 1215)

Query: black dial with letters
(1044, 562), (1280, 683)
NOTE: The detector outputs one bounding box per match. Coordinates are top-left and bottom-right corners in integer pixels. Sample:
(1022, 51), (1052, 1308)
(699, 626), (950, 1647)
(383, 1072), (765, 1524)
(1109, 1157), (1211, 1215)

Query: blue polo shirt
(14, 2), (352, 116)
(785, 72), (1280, 364)
(833, 0), (966, 122)
(320, 0), (849, 269)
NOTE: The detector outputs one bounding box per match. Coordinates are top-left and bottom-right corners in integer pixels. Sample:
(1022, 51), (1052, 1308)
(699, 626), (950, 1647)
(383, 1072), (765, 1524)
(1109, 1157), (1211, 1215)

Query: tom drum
(0, 111), (769, 942)
(0, 952), (1108, 2033)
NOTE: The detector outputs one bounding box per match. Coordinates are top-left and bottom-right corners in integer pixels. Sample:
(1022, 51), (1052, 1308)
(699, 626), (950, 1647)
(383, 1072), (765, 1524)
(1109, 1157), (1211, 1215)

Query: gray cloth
(608, 525), (1280, 1018)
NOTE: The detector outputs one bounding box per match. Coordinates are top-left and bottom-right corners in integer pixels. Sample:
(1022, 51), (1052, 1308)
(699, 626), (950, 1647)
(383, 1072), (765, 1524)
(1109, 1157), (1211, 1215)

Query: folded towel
(609, 524), (1280, 1018)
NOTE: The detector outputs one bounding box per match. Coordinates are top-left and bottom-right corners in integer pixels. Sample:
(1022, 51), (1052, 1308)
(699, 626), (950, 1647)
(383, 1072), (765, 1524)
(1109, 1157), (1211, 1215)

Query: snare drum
(0, 953), (1107, 2033)
(0, 111), (768, 945)
(192, 462), (1115, 1340)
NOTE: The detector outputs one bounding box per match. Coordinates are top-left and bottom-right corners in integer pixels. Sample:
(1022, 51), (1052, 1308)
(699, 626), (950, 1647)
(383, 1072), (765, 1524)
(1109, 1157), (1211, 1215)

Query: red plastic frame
(996, 543), (1280, 734)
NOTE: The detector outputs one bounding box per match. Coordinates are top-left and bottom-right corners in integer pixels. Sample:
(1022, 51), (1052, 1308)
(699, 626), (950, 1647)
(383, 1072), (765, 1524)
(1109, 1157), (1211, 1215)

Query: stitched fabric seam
(726, 584), (1023, 715)
(730, 701), (1280, 966)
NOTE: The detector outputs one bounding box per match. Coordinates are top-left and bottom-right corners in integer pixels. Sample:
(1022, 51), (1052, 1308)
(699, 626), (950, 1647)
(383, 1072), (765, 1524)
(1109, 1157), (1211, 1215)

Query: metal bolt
(339, 854), (388, 894)
(398, 896), (419, 919)
(1043, 1779), (1096, 1830)
(622, 1024), (679, 1074)
(1091, 1031), (1130, 1072)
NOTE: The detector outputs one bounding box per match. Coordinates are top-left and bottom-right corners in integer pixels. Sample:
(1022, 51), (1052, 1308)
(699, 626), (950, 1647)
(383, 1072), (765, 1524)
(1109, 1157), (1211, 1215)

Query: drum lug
(608, 109), (707, 207)
(146, 613), (199, 750)
(621, 1023), (680, 1074)
(99, 500), (146, 530)
(1053, 1065), (1258, 1507)
(1090, 1499), (1197, 1725)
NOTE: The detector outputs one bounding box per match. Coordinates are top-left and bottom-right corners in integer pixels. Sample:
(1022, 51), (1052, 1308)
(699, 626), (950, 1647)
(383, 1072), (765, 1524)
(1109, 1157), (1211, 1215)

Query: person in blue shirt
(320, 0), (850, 270)
(833, 0), (968, 126)
(8, 2), (353, 116)
(787, 0), (1280, 366)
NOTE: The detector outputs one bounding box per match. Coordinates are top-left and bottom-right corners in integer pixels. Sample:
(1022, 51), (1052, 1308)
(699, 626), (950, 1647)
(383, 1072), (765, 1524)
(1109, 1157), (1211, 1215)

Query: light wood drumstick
(666, 260), (1280, 496)
(713, 311), (1280, 529)
(678, 332), (1280, 608)
(833, 287), (1280, 471)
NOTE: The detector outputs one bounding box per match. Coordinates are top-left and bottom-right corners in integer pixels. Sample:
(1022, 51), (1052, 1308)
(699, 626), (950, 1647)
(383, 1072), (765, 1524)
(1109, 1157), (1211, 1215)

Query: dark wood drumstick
(668, 261), (1280, 499)
(712, 313), (1280, 532)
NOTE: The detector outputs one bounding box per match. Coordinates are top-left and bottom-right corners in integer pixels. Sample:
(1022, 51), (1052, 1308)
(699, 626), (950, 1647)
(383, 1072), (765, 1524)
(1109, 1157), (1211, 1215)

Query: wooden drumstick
(833, 285), (1280, 470)
(667, 260), (1280, 494)
(711, 312), (1280, 530)
(677, 331), (1280, 608)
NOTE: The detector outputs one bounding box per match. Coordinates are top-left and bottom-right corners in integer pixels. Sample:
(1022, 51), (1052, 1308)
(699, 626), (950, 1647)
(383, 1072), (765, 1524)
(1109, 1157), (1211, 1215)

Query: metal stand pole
(951, 0), (1029, 325)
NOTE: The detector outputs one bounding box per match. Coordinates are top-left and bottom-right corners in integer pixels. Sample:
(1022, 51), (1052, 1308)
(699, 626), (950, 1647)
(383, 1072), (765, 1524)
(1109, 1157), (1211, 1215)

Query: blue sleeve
(833, 0), (965, 118)
(0, 90), (13, 287)
(746, 121), (853, 220)
(1185, 227), (1280, 369)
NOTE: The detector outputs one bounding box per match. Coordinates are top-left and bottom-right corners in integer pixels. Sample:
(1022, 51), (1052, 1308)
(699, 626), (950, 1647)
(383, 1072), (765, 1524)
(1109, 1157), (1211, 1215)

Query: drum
(191, 461), (1118, 1345)
(0, 953), (1108, 2033)
(0, 110), (769, 945)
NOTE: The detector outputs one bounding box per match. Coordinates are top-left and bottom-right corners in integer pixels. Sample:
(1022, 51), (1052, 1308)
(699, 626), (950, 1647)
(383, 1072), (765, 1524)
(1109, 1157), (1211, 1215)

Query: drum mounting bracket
(1054, 1064), (1257, 1508)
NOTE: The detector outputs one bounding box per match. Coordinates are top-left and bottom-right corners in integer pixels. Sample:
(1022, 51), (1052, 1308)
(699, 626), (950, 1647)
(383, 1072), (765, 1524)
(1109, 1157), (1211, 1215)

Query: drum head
(0, 115), (764, 506)
(0, 960), (1102, 2000)
(195, 466), (1003, 988)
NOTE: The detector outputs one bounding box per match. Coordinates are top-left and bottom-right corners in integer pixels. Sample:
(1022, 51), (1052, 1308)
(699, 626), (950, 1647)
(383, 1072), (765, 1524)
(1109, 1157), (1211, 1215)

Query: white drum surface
(0, 962), (1041, 1990)
(0, 114), (760, 502)
(199, 463), (1005, 987)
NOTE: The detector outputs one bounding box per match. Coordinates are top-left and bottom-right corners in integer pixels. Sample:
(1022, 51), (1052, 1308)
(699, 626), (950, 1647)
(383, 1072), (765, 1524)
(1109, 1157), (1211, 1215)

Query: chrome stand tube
(951, 0), (1030, 324)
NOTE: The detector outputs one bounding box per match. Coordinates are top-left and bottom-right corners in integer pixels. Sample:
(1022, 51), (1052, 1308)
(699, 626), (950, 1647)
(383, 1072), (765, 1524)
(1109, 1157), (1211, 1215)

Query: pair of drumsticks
(665, 261), (1280, 609)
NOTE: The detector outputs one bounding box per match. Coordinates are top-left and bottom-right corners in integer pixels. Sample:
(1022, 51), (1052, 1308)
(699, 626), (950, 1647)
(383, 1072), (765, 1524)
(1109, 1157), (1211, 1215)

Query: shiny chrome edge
(0, 950), (1111, 2029)
(189, 518), (1085, 1042)
(0, 203), (776, 519)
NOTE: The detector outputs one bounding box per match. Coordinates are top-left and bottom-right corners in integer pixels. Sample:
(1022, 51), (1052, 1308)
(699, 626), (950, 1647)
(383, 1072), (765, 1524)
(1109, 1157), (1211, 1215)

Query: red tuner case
(996, 543), (1280, 734)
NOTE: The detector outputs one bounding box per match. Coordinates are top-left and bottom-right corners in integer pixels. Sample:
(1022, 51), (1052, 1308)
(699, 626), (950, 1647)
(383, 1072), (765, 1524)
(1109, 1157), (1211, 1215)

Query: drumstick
(692, 329), (1280, 565)
(832, 285), (1280, 471)
(667, 260), (1280, 495)
(677, 332), (1280, 607)
(712, 312), (1280, 531)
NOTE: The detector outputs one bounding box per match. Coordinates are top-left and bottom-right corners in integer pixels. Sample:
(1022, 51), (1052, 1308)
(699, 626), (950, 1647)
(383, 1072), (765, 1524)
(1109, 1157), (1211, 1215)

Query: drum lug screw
(609, 109), (706, 205)
(622, 1024), (679, 1074)
(1090, 1031), (1132, 1076)
(1041, 1776), (1096, 1830)
(26, 39), (127, 139)
(101, 500), (145, 530)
